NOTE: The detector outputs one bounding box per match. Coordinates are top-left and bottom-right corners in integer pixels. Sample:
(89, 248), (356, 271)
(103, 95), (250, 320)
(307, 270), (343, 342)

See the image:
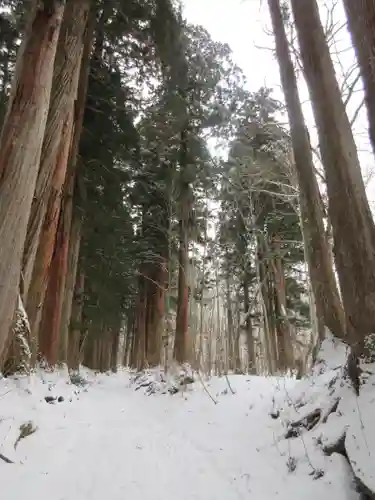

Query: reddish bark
(27, 109), (74, 357)
(39, 194), (71, 365)
(0, 1), (65, 359)
(174, 245), (189, 364)
(59, 209), (82, 362)
(22, 0), (90, 296)
(132, 277), (147, 370)
(145, 265), (166, 366)
(67, 269), (85, 370)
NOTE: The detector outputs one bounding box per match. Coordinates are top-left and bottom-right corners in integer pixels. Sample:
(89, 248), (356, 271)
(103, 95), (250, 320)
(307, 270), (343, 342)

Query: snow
(0, 342), (373, 500)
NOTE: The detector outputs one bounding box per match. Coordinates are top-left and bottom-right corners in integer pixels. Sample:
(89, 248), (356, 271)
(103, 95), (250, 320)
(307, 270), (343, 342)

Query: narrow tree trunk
(342, 0), (375, 155)
(67, 269), (84, 371)
(133, 276), (147, 370)
(111, 326), (120, 372)
(122, 313), (131, 367)
(234, 289), (242, 373)
(174, 138), (190, 363)
(225, 272), (234, 371)
(59, 209), (82, 363)
(268, 0), (346, 342)
(0, 0), (65, 360)
(243, 275), (255, 374)
(174, 220), (189, 364)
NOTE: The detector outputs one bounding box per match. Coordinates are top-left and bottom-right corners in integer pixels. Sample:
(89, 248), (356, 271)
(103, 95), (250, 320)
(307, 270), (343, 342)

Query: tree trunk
(243, 275), (255, 374)
(26, 1), (89, 357)
(174, 215), (189, 363)
(39, 199), (71, 365)
(268, 0), (346, 342)
(225, 272), (234, 371)
(67, 269), (84, 371)
(110, 326), (120, 372)
(23, 0), (90, 297)
(174, 131), (190, 363)
(28, 108), (74, 361)
(257, 235), (277, 374)
(122, 311), (134, 367)
(145, 265), (166, 366)
(59, 209), (82, 363)
(272, 234), (294, 371)
(342, 0), (375, 155)
(132, 276), (147, 370)
(234, 290), (242, 373)
(58, 10), (95, 364)
(290, 0), (375, 349)
(0, 0), (65, 360)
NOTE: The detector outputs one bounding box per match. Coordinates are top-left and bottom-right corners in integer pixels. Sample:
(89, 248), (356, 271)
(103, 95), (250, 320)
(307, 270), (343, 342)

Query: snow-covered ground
(0, 338), (373, 500)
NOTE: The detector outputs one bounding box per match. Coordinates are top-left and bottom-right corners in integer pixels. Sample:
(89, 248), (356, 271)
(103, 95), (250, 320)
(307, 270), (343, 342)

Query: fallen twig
(224, 374), (235, 395)
(0, 452), (14, 464)
(195, 370), (218, 405)
(0, 390), (11, 399)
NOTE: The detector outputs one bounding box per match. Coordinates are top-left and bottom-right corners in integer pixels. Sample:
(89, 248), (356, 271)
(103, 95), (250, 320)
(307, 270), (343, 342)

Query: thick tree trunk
(342, 0), (375, 155)
(26, 2), (89, 358)
(290, 0), (375, 349)
(23, 0), (90, 297)
(268, 0), (346, 342)
(272, 235), (294, 371)
(59, 11), (95, 364)
(39, 200), (71, 365)
(257, 236), (277, 374)
(0, 0), (65, 360)
(145, 265), (166, 366)
(27, 109), (74, 360)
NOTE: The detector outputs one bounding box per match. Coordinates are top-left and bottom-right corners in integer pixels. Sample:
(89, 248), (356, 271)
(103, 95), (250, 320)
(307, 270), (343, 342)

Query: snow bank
(273, 334), (375, 499)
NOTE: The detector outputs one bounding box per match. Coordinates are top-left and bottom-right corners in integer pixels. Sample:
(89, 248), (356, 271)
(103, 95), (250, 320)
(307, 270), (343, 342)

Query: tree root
(285, 397), (340, 439)
(321, 428), (375, 500)
(322, 430), (347, 458)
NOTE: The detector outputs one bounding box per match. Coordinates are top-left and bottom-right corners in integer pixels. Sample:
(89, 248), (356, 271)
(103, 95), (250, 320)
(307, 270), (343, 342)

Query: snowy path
(1, 380), (241, 500)
(0, 371), (359, 499)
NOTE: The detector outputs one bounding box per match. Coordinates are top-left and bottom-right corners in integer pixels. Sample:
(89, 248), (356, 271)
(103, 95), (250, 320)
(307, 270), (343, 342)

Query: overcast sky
(183, 0), (375, 205)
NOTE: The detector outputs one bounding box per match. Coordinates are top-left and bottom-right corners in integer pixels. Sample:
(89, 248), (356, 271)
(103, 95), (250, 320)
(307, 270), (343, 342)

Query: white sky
(183, 0), (375, 207)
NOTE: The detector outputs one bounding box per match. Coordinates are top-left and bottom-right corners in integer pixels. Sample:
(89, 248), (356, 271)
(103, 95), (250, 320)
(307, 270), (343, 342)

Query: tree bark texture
(0, 0), (65, 360)
(342, 0), (375, 155)
(268, 0), (346, 342)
